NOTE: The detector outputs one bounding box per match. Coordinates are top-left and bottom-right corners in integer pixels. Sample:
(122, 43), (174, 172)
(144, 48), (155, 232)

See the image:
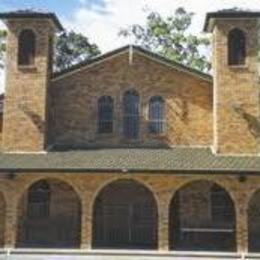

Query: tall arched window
(27, 180), (50, 219)
(18, 29), (36, 66)
(98, 96), (114, 133)
(148, 96), (165, 134)
(123, 90), (140, 139)
(228, 28), (246, 66)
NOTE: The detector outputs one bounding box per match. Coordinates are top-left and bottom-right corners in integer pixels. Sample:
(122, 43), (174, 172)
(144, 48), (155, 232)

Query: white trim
(52, 48), (130, 82)
(213, 26), (218, 154)
(52, 46), (212, 83)
(129, 45), (133, 65)
(257, 18), (260, 153)
(3, 151), (47, 154)
(4, 248), (242, 257)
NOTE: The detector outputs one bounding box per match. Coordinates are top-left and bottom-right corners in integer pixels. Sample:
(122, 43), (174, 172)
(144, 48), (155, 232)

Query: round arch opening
(169, 180), (236, 252)
(16, 179), (81, 248)
(92, 179), (158, 250)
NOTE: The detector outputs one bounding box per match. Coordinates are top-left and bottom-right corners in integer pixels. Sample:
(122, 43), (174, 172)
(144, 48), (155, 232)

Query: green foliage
(0, 30), (7, 69)
(0, 29), (101, 72)
(54, 31), (101, 71)
(120, 7), (211, 72)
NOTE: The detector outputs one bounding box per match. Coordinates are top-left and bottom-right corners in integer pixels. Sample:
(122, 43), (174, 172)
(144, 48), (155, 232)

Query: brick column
(80, 192), (92, 249)
(158, 194), (170, 251)
(236, 195), (248, 253)
(4, 194), (18, 248)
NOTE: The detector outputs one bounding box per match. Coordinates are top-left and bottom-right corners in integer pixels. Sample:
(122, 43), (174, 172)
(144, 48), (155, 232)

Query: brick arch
(169, 179), (236, 252)
(90, 177), (160, 211)
(167, 177), (237, 206)
(17, 176), (84, 204)
(92, 178), (158, 249)
(16, 178), (82, 248)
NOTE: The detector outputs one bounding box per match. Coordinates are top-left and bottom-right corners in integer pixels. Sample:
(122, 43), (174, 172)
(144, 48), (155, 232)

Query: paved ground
(0, 251), (256, 260)
(0, 256), (244, 260)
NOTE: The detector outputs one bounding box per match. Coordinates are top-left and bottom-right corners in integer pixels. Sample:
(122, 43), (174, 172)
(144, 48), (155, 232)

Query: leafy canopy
(0, 29), (101, 72)
(120, 7), (211, 72)
(54, 31), (101, 71)
(0, 30), (6, 69)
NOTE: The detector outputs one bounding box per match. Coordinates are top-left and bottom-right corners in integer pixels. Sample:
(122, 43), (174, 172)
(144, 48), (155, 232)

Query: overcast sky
(0, 0), (260, 93)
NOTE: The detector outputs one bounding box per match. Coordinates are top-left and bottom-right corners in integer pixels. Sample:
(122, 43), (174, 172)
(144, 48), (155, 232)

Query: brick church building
(0, 9), (259, 257)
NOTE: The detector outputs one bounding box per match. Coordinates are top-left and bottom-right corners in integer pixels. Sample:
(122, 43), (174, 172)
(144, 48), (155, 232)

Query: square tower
(204, 10), (260, 155)
(0, 11), (63, 152)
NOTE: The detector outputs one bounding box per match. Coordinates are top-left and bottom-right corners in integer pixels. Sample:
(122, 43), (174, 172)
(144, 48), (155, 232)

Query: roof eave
(0, 12), (64, 32)
(204, 12), (260, 32)
(52, 45), (213, 83)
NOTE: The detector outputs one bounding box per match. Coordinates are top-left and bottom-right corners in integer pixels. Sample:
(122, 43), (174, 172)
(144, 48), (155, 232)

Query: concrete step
(0, 249), (256, 260)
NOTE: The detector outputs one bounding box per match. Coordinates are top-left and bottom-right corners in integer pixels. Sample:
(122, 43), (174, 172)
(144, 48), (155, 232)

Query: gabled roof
(0, 10), (63, 31)
(0, 147), (260, 173)
(52, 45), (213, 83)
(204, 9), (260, 32)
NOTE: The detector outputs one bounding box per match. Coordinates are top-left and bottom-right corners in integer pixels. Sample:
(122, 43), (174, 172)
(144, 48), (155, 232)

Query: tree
(54, 31), (101, 71)
(0, 29), (101, 72)
(0, 30), (6, 69)
(120, 7), (211, 72)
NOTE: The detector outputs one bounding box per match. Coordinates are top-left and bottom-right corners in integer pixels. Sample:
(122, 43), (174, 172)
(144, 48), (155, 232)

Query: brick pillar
(158, 194), (170, 251)
(4, 194), (18, 248)
(236, 195), (248, 253)
(80, 192), (92, 249)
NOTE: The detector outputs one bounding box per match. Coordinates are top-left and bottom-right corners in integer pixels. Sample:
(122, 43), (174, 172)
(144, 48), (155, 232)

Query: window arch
(18, 29), (36, 66)
(148, 96), (165, 134)
(123, 90), (140, 139)
(228, 28), (246, 66)
(27, 180), (50, 219)
(98, 96), (114, 134)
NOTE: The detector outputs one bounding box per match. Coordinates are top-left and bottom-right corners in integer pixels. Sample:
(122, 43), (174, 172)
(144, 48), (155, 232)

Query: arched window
(148, 96), (165, 134)
(228, 28), (246, 65)
(18, 29), (36, 66)
(27, 180), (50, 219)
(123, 90), (140, 139)
(98, 96), (114, 133)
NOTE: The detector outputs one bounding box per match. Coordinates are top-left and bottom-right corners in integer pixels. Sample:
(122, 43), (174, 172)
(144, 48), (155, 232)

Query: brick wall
(2, 19), (54, 152)
(0, 172), (259, 251)
(50, 50), (213, 149)
(213, 19), (260, 154)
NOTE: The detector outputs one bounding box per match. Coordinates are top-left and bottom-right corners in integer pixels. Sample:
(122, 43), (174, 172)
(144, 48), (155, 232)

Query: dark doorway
(93, 179), (158, 249)
(17, 179), (81, 248)
(169, 181), (236, 252)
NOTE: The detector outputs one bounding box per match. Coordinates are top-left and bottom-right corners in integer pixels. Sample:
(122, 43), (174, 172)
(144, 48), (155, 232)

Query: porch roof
(0, 147), (259, 173)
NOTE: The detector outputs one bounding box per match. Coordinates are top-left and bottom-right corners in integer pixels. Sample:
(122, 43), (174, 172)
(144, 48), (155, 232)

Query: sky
(0, 0), (260, 92)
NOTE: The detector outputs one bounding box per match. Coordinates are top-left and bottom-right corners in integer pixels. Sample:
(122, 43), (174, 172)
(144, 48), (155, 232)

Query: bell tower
(0, 11), (63, 152)
(204, 10), (260, 155)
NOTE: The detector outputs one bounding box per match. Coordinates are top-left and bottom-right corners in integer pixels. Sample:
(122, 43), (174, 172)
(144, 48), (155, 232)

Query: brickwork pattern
(213, 19), (260, 154)
(50, 51), (213, 148)
(0, 172), (258, 252)
(2, 19), (54, 152)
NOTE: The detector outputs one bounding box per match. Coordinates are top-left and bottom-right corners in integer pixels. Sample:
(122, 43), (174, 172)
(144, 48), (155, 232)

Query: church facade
(0, 9), (259, 255)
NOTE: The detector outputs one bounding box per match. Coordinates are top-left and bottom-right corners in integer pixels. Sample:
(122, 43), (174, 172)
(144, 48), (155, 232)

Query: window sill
(148, 133), (166, 138)
(18, 65), (37, 71)
(96, 132), (114, 137)
(228, 65), (248, 69)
